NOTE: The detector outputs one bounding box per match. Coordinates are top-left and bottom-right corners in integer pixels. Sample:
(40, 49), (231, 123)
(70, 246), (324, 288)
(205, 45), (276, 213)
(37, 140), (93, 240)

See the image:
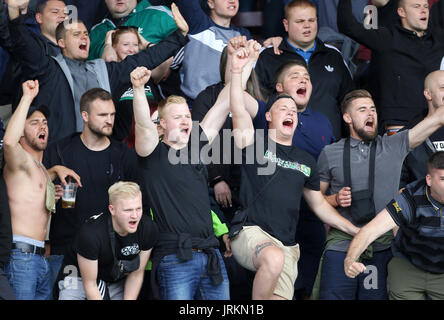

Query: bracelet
(344, 257), (355, 263)
(335, 192), (340, 206)
(209, 176), (225, 188)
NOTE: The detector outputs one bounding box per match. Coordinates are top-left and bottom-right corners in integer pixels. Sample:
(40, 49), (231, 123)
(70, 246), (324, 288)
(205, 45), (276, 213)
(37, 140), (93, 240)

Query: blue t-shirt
(286, 39), (317, 65)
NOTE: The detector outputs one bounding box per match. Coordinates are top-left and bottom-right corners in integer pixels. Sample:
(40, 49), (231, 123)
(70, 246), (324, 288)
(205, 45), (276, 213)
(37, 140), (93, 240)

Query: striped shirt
(387, 179), (444, 274)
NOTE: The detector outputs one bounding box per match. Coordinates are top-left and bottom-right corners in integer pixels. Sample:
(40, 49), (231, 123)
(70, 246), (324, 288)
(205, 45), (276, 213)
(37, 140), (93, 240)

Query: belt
(12, 242), (46, 256)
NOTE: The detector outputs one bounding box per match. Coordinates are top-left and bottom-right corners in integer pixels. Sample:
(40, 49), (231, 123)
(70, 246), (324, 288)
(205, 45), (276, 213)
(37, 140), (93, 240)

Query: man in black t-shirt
(131, 65), (236, 300)
(59, 181), (157, 300)
(43, 88), (141, 289)
(228, 47), (360, 300)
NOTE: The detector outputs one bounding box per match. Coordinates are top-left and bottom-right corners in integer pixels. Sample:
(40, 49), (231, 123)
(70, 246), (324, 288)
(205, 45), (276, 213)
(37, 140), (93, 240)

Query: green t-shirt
(88, 0), (177, 60)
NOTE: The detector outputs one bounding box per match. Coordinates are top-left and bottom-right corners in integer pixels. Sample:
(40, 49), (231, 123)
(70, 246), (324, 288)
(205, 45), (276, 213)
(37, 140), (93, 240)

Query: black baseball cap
(264, 94), (296, 112)
(26, 104), (50, 120)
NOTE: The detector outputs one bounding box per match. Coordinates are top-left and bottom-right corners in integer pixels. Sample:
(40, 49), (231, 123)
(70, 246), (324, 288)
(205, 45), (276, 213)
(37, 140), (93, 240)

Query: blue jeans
(47, 255), (64, 300)
(4, 249), (51, 300)
(319, 249), (392, 300)
(157, 250), (230, 300)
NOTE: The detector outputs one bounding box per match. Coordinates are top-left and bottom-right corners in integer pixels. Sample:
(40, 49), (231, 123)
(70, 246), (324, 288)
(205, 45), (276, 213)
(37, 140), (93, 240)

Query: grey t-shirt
(317, 130), (410, 251)
(64, 56), (100, 132)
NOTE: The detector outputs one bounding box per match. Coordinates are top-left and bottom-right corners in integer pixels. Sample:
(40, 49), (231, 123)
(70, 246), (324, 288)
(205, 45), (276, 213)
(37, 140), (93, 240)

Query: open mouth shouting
(79, 42), (88, 52)
(282, 118), (295, 130)
(364, 118), (375, 131)
(179, 126), (190, 135)
(296, 87), (307, 99)
(128, 219), (138, 230)
(38, 131), (47, 142)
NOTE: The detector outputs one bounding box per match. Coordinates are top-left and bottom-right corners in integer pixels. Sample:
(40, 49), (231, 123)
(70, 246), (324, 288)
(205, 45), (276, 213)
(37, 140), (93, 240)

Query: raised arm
(3, 80), (39, 173)
(200, 40), (261, 145)
(199, 84), (231, 145)
(230, 48), (256, 149)
(175, 0), (212, 33)
(408, 106), (444, 149)
(344, 208), (397, 278)
(131, 67), (159, 157)
(337, 0), (391, 50)
(106, 3), (189, 93)
(7, 7), (51, 79)
(7, 0), (29, 20)
(0, 1), (12, 51)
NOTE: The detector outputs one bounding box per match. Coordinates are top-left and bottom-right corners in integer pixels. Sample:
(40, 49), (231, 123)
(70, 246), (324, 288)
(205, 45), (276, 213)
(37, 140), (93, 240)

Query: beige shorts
(230, 225), (300, 300)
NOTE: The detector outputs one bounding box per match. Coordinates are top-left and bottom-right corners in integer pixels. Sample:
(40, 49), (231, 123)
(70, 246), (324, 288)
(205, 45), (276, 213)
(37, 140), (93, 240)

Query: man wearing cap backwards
(2, 80), (79, 300)
(227, 47), (359, 300)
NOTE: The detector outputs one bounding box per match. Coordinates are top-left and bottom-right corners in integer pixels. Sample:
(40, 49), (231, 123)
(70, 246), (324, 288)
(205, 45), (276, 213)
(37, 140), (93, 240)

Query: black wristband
(209, 176), (224, 188)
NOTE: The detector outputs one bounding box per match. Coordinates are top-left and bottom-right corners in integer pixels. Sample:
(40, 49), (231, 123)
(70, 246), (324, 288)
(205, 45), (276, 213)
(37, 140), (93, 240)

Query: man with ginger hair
(131, 65), (234, 300)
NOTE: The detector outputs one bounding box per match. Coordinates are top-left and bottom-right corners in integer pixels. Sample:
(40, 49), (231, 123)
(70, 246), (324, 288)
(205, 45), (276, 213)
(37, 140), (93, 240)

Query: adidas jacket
(255, 38), (354, 140)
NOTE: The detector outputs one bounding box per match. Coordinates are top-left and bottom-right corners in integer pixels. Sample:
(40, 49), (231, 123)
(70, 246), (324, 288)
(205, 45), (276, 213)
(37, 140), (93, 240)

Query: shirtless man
(3, 80), (60, 300)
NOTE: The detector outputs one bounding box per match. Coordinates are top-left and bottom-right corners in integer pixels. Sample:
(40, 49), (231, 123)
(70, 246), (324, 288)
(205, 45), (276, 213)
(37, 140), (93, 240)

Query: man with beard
(43, 88), (141, 289)
(313, 88), (444, 300)
(3, 79), (65, 299)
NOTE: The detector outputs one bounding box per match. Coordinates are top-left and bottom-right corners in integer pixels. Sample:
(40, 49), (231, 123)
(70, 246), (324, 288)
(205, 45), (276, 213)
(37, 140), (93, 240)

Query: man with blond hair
(131, 65), (233, 300)
(58, 181), (158, 300)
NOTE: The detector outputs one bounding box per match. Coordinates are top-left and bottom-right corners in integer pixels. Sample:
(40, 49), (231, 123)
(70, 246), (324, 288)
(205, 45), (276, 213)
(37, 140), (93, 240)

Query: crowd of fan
(1, 0), (444, 301)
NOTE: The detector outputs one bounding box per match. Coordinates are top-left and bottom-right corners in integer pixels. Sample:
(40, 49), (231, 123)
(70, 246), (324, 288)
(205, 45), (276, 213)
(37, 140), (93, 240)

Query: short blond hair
(108, 181), (141, 205)
(157, 95), (188, 119)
